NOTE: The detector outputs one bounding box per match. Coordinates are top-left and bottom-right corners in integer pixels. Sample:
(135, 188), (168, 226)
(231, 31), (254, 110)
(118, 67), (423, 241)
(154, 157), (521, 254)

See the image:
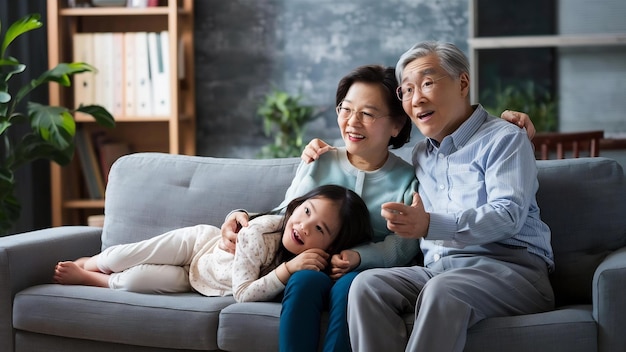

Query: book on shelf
(73, 30), (174, 118)
(72, 32), (95, 108)
(93, 32), (116, 114)
(134, 31), (153, 116)
(124, 32), (137, 116)
(75, 128), (105, 199)
(112, 32), (125, 117)
(148, 31), (171, 116)
(92, 132), (132, 183)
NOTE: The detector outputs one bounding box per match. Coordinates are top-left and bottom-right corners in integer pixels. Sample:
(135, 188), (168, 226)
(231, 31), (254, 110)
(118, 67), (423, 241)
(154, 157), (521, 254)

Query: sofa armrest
(593, 246), (626, 352)
(0, 226), (102, 350)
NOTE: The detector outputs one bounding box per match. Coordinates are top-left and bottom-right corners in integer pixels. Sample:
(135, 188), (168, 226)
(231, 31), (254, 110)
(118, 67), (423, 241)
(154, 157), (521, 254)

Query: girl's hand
(501, 110), (536, 140)
(219, 211), (249, 254)
(288, 248), (330, 272)
(301, 138), (336, 164)
(329, 250), (360, 280)
(277, 249), (330, 284)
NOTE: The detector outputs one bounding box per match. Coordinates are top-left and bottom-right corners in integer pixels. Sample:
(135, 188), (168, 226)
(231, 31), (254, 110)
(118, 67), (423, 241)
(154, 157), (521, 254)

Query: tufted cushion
(101, 153), (300, 250)
(536, 157), (626, 305)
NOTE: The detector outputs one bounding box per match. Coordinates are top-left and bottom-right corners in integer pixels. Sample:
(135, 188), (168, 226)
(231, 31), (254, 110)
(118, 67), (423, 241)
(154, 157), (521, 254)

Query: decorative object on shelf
(257, 88), (318, 158)
(481, 80), (558, 133)
(0, 14), (115, 235)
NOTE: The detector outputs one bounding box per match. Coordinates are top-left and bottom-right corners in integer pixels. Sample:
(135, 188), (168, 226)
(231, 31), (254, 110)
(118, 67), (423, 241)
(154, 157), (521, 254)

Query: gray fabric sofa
(1, 152), (625, 352)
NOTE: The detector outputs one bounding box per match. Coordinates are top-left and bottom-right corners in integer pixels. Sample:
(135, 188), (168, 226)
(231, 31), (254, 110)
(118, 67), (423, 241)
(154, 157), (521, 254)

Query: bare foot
(74, 257), (89, 269)
(54, 261), (109, 288)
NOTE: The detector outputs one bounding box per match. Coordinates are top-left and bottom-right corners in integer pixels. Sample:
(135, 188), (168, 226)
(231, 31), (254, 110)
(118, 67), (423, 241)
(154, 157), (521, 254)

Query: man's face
(399, 54), (469, 143)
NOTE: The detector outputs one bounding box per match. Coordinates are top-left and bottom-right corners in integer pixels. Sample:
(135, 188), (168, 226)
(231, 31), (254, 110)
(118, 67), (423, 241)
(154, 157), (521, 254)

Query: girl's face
(282, 197), (342, 255)
(338, 82), (402, 170)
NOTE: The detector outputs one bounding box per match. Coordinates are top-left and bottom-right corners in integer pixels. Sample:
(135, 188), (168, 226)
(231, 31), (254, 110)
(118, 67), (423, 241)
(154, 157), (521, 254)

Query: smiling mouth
(346, 132), (365, 140)
(292, 230), (304, 245)
(417, 111), (434, 120)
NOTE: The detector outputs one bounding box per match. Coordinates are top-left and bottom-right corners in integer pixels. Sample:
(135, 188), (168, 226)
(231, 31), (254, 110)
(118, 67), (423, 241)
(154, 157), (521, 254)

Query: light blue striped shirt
(412, 105), (554, 271)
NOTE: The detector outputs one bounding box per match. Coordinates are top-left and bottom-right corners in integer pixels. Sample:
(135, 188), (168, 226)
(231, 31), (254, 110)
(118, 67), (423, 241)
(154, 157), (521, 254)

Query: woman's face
(338, 82), (402, 168)
(282, 197), (341, 255)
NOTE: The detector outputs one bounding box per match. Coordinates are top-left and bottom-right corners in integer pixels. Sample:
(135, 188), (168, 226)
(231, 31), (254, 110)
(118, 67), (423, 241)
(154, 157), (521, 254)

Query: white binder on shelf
(123, 32), (136, 117)
(112, 32), (125, 117)
(134, 31), (153, 116)
(93, 32), (115, 114)
(148, 31), (171, 116)
(72, 32), (95, 108)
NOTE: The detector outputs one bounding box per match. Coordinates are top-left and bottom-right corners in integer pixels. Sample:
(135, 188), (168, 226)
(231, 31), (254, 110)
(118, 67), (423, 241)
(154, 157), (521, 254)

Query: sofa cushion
(13, 284), (235, 350)
(536, 158), (626, 305)
(217, 301), (597, 352)
(102, 153), (300, 250)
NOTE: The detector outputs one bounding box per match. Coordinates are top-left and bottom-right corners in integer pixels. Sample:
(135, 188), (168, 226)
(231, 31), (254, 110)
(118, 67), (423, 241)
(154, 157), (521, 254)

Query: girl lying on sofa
(53, 184), (373, 302)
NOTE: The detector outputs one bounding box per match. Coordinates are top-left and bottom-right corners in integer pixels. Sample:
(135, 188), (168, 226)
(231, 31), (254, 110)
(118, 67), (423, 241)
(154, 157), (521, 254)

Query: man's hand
(381, 193), (429, 239)
(219, 211), (249, 254)
(329, 250), (360, 280)
(501, 110), (536, 139)
(301, 138), (336, 164)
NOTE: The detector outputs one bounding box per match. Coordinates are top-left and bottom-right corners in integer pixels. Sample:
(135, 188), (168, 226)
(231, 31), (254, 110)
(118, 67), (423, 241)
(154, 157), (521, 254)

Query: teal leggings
(279, 270), (358, 352)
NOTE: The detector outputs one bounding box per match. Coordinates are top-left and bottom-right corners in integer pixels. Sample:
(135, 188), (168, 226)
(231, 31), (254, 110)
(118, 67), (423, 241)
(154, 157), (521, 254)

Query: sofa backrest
(103, 153), (626, 306)
(102, 153), (300, 249)
(536, 157), (626, 306)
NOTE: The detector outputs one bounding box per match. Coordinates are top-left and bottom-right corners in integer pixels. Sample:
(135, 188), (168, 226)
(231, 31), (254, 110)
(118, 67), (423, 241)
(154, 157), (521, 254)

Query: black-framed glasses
(396, 75), (448, 101)
(336, 103), (389, 125)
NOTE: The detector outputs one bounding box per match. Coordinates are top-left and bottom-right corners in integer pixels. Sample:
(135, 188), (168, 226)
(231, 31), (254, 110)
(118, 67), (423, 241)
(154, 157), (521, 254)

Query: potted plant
(257, 88), (317, 158)
(481, 80), (558, 133)
(0, 14), (114, 235)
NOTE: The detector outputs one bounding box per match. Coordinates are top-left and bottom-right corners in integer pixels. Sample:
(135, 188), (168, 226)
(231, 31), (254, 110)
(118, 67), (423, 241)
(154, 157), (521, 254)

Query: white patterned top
(189, 214), (286, 302)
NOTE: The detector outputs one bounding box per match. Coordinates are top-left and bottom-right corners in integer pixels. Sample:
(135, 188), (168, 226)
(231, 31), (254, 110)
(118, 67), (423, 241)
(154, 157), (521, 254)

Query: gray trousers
(347, 244), (554, 352)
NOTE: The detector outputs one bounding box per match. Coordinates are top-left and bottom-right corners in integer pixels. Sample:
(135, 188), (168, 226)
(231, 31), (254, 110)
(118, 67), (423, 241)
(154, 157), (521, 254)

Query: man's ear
(459, 72), (470, 98)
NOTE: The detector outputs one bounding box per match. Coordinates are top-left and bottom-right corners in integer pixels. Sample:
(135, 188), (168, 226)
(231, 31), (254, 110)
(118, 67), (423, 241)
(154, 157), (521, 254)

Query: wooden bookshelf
(47, 0), (196, 226)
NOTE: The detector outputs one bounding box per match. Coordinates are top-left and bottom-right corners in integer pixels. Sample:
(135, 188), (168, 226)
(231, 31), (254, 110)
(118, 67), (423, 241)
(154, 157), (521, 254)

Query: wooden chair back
(532, 130), (604, 160)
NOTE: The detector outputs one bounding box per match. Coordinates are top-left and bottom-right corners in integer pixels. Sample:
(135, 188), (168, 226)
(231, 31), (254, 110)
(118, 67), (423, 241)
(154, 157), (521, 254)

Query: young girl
(53, 185), (373, 303)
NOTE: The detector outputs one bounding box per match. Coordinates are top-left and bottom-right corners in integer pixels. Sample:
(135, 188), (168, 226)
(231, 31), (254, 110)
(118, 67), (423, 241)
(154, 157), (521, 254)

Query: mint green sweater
(276, 147), (420, 270)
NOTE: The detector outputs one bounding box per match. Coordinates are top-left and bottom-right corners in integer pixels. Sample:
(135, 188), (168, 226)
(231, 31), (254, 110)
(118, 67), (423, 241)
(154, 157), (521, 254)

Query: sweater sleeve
(353, 234), (421, 270)
(231, 215), (286, 302)
(354, 176), (421, 270)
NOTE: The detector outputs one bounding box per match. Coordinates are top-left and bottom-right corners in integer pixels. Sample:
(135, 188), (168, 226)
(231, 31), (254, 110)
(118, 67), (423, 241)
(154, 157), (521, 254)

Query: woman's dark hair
(268, 184), (373, 261)
(335, 64), (411, 149)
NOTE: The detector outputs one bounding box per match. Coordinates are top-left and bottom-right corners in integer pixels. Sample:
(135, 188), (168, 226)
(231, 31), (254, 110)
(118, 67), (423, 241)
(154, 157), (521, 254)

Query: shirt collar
(425, 104), (487, 153)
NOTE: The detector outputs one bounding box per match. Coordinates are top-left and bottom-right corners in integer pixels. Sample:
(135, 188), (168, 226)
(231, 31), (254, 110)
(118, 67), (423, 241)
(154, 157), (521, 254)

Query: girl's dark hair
(269, 184), (373, 261)
(335, 64), (412, 149)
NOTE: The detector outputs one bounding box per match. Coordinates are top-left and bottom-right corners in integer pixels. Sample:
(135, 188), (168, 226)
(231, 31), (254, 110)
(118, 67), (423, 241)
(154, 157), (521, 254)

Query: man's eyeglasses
(336, 103), (389, 125)
(396, 75), (448, 101)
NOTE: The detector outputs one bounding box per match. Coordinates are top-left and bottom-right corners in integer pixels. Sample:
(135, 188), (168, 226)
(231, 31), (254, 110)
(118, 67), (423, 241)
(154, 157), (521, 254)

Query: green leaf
(27, 102), (75, 150)
(1, 14), (42, 59)
(76, 104), (115, 128)
(0, 120), (11, 135)
(12, 133), (74, 167)
(14, 62), (97, 104)
(0, 91), (9, 104)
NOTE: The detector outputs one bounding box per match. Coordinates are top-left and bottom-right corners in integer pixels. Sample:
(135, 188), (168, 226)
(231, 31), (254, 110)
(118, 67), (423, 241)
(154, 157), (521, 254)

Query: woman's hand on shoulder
(219, 211), (249, 254)
(501, 110), (536, 140)
(301, 138), (336, 164)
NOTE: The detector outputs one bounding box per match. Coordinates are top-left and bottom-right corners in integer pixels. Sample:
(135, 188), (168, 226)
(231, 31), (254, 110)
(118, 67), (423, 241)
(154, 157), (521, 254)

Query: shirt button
(433, 253), (441, 261)
(439, 184), (445, 190)
(438, 153), (444, 159)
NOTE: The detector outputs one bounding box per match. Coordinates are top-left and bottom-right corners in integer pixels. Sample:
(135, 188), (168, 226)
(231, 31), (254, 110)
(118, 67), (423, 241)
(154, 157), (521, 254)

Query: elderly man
(347, 41), (554, 352)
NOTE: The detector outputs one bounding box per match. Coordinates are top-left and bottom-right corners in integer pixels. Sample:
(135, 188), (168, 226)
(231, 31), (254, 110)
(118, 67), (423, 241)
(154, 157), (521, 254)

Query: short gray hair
(395, 41), (469, 84)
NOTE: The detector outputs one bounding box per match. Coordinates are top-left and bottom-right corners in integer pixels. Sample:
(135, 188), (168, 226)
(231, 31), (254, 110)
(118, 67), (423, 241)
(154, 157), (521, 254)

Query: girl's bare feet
(54, 261), (110, 288)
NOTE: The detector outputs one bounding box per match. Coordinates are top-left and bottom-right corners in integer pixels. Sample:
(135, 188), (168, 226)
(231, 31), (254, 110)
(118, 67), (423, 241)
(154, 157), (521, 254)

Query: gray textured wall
(193, 0), (468, 158)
